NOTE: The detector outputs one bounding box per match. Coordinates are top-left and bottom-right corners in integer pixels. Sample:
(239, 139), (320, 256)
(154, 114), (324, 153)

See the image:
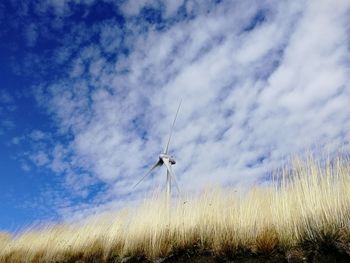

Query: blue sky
(1, 0), (350, 232)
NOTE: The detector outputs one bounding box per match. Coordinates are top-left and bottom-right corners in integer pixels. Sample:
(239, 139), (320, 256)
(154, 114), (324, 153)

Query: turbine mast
(166, 168), (171, 205)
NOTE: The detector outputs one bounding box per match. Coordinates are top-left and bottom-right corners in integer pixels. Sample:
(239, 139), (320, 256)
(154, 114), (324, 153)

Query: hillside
(1, 158), (350, 262)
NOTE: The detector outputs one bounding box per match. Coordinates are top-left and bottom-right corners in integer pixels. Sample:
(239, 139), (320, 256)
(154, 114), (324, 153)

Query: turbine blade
(171, 171), (181, 195)
(163, 158), (181, 194)
(164, 99), (182, 154)
(166, 167), (171, 199)
(133, 159), (162, 189)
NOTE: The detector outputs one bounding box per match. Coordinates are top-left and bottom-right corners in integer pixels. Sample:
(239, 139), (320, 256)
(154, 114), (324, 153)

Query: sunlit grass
(1, 157), (350, 262)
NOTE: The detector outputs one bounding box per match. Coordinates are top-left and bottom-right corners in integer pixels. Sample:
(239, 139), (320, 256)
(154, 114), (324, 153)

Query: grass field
(1, 157), (350, 262)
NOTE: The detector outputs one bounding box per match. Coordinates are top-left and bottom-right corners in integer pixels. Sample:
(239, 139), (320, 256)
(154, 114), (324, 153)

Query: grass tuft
(253, 228), (280, 256)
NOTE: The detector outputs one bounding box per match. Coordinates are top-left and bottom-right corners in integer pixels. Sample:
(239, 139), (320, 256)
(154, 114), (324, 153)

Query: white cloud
(99, 22), (123, 54)
(31, 0), (97, 17)
(0, 90), (14, 104)
(30, 151), (50, 167)
(11, 137), (22, 145)
(162, 0), (184, 18)
(29, 130), (47, 141)
(120, 0), (157, 16)
(30, 0), (350, 219)
(21, 162), (31, 172)
(50, 144), (70, 173)
(24, 24), (38, 47)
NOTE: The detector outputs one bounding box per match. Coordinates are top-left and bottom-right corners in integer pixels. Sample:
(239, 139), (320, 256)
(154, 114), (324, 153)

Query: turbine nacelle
(159, 153), (176, 165)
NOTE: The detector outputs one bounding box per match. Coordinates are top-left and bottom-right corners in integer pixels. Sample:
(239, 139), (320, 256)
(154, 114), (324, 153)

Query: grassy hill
(1, 157), (350, 262)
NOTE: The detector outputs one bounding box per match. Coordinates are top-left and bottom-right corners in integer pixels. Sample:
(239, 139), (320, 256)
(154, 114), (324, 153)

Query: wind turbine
(133, 101), (182, 203)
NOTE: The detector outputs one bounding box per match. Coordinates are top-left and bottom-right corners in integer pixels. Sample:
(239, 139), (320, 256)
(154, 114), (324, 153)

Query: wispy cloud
(11, 0), (350, 220)
(24, 23), (38, 47)
(0, 91), (17, 136)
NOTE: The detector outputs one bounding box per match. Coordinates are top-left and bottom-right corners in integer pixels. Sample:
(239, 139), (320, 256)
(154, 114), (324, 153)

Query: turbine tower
(133, 101), (182, 202)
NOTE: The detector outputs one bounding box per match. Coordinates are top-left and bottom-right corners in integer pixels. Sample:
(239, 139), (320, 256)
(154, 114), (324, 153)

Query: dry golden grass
(0, 233), (11, 250)
(1, 157), (350, 262)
